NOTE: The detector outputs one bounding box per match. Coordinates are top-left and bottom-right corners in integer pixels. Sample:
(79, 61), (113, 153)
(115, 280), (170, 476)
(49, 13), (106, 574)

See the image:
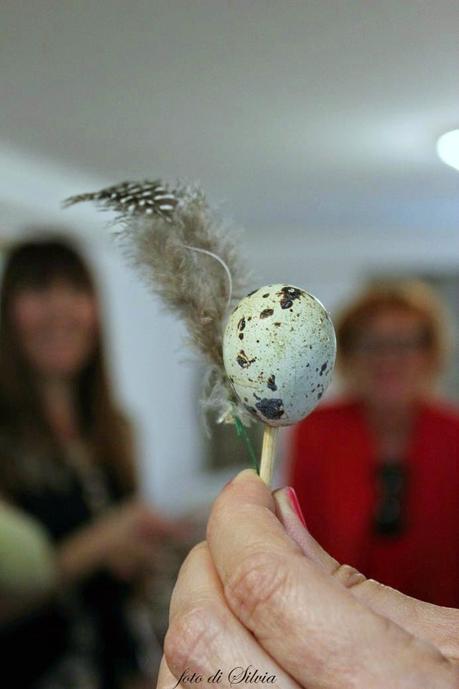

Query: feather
(64, 179), (253, 426)
(62, 180), (179, 221)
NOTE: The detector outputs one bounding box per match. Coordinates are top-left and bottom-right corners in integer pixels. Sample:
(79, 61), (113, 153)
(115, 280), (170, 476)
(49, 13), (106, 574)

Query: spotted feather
(63, 180), (178, 221)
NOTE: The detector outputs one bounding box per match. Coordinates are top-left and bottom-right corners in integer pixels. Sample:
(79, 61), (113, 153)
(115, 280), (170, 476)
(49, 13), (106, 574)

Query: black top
(0, 452), (143, 689)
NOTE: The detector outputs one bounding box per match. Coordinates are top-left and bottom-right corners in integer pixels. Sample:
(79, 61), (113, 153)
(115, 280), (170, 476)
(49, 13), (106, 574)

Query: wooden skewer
(259, 425), (279, 486)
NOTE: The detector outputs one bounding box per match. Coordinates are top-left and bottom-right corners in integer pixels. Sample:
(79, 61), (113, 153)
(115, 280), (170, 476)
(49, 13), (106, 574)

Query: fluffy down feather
(64, 180), (252, 426)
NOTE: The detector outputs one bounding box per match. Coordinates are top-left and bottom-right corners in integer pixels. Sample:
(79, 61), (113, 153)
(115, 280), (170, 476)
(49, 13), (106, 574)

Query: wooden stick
(259, 425), (279, 486)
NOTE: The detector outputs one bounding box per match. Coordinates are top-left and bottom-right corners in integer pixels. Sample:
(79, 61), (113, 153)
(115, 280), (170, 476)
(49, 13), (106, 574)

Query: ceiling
(1, 0), (458, 236)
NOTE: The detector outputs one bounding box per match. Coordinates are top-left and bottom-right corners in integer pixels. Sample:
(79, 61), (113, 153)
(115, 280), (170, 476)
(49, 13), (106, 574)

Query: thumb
(273, 486), (459, 661)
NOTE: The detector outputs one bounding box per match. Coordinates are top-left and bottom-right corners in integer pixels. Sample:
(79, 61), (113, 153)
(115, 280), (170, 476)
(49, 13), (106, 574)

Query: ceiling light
(436, 129), (459, 171)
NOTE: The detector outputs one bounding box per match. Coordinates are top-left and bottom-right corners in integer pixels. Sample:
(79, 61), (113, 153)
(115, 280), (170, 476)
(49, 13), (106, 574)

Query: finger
(207, 470), (457, 689)
(274, 486), (459, 661)
(109, 538), (160, 579)
(136, 515), (179, 539)
(156, 655), (177, 689)
(164, 541), (300, 689)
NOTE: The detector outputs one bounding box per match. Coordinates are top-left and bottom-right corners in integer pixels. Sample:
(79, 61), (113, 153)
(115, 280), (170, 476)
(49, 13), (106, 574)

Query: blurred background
(2, 0), (458, 509)
(0, 2), (458, 685)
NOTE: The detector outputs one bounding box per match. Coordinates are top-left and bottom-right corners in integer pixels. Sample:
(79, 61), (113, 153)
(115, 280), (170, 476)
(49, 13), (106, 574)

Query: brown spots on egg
(316, 383), (325, 400)
(267, 374), (277, 391)
(237, 350), (256, 368)
(262, 293), (270, 298)
(320, 362), (328, 376)
(244, 403), (258, 416)
(260, 308), (274, 319)
(255, 398), (285, 420)
(237, 316), (246, 332)
(278, 285), (303, 310)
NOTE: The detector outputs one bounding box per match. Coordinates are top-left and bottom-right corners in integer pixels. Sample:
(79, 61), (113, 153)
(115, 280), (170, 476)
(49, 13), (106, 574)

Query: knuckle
(187, 541), (208, 558)
(331, 562), (367, 590)
(174, 541), (207, 579)
(206, 496), (231, 543)
(177, 541), (208, 580)
(164, 605), (220, 674)
(225, 550), (290, 627)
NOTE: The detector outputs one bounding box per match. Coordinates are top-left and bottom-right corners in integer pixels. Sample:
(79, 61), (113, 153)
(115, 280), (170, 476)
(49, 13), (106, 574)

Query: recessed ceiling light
(436, 129), (459, 171)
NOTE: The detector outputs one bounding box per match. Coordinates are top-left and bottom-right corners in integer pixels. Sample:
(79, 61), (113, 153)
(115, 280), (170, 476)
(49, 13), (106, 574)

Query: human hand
(96, 499), (180, 579)
(58, 499), (181, 583)
(158, 469), (459, 689)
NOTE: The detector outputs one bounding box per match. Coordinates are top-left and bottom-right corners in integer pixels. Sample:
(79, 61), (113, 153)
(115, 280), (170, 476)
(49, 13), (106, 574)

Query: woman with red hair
(288, 280), (459, 607)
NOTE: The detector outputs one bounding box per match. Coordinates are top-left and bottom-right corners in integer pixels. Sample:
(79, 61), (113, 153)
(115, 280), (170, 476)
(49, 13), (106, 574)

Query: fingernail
(285, 487), (307, 527)
(273, 486), (308, 530)
(274, 487), (332, 569)
(273, 487), (312, 556)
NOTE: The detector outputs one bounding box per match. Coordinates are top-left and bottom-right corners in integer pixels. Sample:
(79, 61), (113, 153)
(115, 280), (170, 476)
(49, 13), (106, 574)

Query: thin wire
(182, 244), (233, 309)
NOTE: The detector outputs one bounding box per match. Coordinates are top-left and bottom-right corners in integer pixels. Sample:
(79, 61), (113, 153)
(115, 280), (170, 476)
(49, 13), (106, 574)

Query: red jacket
(288, 398), (459, 607)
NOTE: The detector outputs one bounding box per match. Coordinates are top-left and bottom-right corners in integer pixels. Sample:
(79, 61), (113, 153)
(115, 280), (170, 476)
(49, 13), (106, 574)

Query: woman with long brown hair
(0, 237), (172, 689)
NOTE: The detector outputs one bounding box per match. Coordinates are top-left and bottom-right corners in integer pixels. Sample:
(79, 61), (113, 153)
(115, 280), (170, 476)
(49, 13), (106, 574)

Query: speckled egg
(223, 284), (336, 427)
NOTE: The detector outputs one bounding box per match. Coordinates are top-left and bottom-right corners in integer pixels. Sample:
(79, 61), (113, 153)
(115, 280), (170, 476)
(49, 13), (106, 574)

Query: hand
(97, 499), (181, 579)
(158, 469), (459, 689)
(58, 499), (180, 583)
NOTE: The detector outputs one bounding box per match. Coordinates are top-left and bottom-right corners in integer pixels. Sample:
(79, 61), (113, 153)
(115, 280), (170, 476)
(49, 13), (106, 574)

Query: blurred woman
(288, 280), (459, 607)
(0, 237), (172, 689)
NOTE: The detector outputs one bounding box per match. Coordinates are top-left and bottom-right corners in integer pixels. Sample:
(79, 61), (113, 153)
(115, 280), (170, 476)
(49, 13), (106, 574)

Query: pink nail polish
(286, 487), (307, 527)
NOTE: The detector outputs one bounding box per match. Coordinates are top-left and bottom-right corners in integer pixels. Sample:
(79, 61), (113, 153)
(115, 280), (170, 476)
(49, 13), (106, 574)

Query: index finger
(207, 470), (455, 689)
